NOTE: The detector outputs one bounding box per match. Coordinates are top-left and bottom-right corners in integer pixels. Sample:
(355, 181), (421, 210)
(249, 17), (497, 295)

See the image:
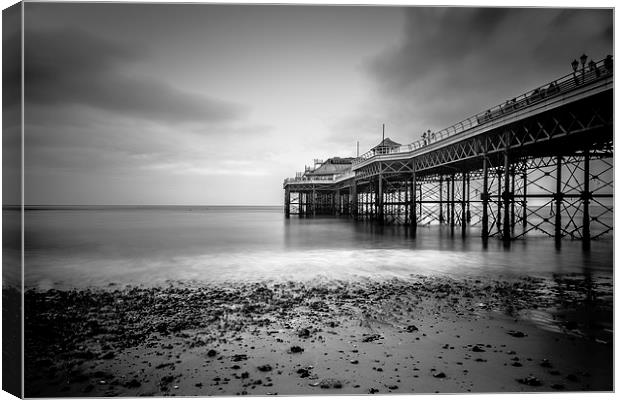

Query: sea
(6, 206), (613, 290)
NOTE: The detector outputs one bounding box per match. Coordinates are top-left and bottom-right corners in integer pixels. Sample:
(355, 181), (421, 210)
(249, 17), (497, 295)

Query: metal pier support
(377, 174), (384, 225)
(411, 161), (417, 238)
(439, 176), (444, 223)
(482, 156), (489, 241)
(555, 156), (563, 249)
(497, 168), (502, 235)
(335, 189), (341, 216)
(522, 170), (528, 229)
(510, 167), (516, 234)
(404, 179), (409, 227)
(312, 186), (316, 217)
(450, 174), (455, 236)
(466, 173), (471, 223)
(461, 172), (467, 238)
(351, 181), (358, 220)
(503, 152), (511, 247)
(285, 188), (290, 218)
(582, 150), (591, 251)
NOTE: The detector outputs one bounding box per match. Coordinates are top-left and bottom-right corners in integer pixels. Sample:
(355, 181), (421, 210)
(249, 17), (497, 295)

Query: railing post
(582, 150), (591, 251)
(555, 156), (563, 249)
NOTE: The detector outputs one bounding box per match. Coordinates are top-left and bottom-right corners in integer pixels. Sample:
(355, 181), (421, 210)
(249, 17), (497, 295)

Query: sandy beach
(24, 273), (612, 396)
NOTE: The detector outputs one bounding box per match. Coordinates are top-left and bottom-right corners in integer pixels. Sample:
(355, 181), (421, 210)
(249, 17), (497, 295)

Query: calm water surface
(18, 206), (613, 289)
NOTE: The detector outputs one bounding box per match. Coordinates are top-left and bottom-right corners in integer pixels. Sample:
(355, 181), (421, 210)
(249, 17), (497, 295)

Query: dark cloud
(362, 7), (613, 136)
(368, 8), (612, 93)
(25, 28), (246, 125)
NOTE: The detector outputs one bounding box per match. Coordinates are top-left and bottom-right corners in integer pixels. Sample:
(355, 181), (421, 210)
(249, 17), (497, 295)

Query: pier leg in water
(376, 175), (384, 225)
(522, 169), (528, 230)
(510, 167), (516, 235)
(439, 176), (443, 224)
(466, 172), (471, 223)
(461, 172), (467, 238)
(555, 156), (563, 249)
(503, 151), (511, 247)
(284, 188), (290, 218)
(404, 178), (409, 227)
(411, 161), (417, 238)
(450, 174), (455, 236)
(312, 186), (316, 217)
(582, 149), (591, 251)
(482, 157), (489, 245)
(335, 189), (340, 216)
(418, 181), (423, 224)
(497, 168), (502, 236)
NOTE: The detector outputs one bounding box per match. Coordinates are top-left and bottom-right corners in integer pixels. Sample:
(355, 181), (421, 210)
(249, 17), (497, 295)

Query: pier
(283, 56), (613, 248)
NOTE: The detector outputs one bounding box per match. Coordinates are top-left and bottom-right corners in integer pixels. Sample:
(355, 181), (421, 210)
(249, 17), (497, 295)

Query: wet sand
(24, 274), (612, 396)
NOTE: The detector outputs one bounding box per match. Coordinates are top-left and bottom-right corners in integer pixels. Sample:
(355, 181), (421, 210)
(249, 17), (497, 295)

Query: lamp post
(580, 53), (588, 84)
(571, 59), (579, 84)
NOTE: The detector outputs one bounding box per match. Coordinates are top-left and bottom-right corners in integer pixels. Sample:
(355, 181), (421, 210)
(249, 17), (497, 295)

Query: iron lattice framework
(283, 67), (613, 248)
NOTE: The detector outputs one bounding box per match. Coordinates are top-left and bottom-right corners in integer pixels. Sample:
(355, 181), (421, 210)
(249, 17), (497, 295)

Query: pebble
(318, 378), (343, 389)
(296, 368), (311, 378)
(517, 375), (542, 386)
(289, 346), (304, 353)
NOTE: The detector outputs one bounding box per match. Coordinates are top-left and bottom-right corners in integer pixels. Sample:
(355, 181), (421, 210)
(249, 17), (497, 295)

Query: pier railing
(284, 170), (355, 185)
(353, 57), (613, 165)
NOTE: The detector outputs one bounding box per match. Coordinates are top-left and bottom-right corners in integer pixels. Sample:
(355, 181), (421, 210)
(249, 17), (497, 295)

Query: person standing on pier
(604, 54), (613, 74)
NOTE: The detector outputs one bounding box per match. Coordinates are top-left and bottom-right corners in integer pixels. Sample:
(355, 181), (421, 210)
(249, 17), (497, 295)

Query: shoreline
(24, 274), (613, 396)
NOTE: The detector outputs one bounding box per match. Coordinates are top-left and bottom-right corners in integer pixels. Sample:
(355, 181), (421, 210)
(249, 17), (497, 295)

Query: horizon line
(6, 204), (284, 208)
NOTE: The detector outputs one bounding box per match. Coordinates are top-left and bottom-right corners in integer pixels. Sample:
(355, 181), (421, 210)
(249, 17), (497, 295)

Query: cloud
(24, 27), (246, 125)
(355, 7), (614, 140)
(368, 8), (612, 94)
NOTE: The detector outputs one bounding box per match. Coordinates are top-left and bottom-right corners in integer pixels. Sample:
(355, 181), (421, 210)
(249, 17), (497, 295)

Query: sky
(11, 3), (614, 205)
